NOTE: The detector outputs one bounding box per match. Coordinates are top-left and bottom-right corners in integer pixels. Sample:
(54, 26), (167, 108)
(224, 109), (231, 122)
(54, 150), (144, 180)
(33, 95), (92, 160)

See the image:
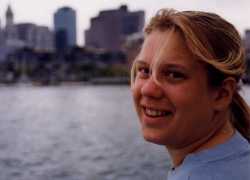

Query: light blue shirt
(167, 131), (250, 180)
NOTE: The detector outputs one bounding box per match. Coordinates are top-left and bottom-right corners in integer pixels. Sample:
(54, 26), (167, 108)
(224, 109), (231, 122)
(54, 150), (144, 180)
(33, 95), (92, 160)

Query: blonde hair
(131, 9), (250, 141)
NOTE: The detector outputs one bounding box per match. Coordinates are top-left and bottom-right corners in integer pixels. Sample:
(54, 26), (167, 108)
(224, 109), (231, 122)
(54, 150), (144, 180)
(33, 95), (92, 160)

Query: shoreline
(0, 77), (131, 87)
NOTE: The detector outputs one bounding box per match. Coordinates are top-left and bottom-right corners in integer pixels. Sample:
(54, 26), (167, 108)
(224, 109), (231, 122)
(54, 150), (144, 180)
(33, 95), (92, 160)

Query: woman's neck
(166, 112), (235, 168)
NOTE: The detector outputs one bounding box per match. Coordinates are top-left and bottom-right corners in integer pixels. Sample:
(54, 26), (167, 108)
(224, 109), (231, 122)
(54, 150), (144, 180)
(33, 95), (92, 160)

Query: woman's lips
(141, 106), (173, 125)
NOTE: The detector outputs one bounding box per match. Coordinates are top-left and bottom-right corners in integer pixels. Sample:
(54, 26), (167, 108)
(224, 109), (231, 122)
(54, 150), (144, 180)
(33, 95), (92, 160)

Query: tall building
(245, 30), (250, 53)
(0, 4), (21, 61)
(35, 26), (54, 51)
(0, 20), (3, 46)
(6, 5), (14, 27)
(85, 5), (145, 51)
(54, 6), (77, 51)
(1, 5), (54, 51)
(5, 5), (18, 41)
(16, 23), (37, 48)
(13, 23), (54, 51)
(0, 5), (54, 61)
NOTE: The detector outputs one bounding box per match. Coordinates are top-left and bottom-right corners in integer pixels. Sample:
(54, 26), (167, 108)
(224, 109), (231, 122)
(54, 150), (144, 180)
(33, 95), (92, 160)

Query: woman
(131, 9), (250, 179)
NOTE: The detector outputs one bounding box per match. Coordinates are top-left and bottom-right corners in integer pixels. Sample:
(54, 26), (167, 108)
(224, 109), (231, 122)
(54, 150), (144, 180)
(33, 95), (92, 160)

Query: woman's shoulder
(168, 132), (250, 180)
(168, 155), (250, 180)
(186, 132), (250, 180)
(188, 155), (250, 180)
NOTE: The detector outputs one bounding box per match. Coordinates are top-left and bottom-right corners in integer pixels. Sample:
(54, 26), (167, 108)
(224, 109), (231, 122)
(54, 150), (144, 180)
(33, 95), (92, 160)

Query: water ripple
(0, 85), (248, 179)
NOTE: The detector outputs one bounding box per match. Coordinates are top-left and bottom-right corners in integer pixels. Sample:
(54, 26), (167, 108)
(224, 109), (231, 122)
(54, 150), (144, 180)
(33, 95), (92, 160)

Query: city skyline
(0, 0), (250, 45)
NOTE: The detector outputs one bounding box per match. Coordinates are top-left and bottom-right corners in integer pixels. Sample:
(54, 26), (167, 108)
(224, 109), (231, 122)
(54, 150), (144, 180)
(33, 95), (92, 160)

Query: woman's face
(132, 30), (220, 149)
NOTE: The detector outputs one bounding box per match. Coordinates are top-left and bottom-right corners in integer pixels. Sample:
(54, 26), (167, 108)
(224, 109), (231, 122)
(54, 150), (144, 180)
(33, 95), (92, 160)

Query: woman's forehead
(139, 30), (175, 57)
(137, 30), (196, 67)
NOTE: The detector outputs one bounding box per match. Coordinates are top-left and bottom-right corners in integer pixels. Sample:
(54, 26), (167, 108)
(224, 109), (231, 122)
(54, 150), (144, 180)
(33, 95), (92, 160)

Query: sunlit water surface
(0, 85), (249, 180)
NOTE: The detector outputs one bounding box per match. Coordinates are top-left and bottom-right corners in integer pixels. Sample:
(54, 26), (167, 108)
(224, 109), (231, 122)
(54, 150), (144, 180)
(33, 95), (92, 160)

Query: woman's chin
(142, 129), (168, 145)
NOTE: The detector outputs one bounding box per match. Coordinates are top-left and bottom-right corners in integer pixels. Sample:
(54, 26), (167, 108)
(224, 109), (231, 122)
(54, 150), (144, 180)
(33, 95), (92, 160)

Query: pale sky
(0, 0), (250, 45)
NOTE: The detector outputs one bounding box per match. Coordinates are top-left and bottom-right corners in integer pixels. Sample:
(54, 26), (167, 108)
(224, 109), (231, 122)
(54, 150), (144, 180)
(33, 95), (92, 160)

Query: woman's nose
(141, 77), (164, 99)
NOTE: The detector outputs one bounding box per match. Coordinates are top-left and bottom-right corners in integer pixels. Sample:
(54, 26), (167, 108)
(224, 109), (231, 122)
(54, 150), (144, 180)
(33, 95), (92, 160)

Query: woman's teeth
(144, 108), (169, 117)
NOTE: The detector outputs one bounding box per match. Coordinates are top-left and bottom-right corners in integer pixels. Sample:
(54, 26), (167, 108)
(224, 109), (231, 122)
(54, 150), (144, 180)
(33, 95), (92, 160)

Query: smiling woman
(131, 9), (250, 180)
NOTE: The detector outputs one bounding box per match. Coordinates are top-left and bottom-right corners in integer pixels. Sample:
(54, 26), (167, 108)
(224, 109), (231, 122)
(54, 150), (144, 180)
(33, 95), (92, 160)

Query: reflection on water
(0, 85), (171, 180)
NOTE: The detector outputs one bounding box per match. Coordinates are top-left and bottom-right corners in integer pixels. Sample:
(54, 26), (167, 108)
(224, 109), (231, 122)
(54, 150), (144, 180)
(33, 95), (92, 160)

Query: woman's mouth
(141, 106), (173, 126)
(143, 107), (172, 118)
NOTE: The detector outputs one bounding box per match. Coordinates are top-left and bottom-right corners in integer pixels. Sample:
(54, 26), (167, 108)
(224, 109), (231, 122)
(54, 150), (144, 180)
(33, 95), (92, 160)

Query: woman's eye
(165, 71), (186, 81)
(137, 67), (150, 78)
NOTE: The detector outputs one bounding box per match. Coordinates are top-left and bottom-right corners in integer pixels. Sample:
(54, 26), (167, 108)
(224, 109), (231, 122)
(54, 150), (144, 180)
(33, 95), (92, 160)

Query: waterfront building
(6, 5), (14, 26)
(0, 5), (20, 61)
(244, 30), (250, 53)
(0, 5), (54, 61)
(4, 5), (18, 43)
(54, 7), (77, 51)
(243, 30), (250, 82)
(13, 23), (53, 51)
(35, 26), (54, 51)
(124, 32), (144, 67)
(16, 23), (37, 48)
(85, 5), (145, 51)
(0, 21), (3, 46)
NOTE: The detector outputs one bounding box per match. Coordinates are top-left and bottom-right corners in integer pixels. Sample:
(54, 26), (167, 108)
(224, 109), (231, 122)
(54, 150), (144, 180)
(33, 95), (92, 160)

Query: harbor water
(0, 85), (249, 180)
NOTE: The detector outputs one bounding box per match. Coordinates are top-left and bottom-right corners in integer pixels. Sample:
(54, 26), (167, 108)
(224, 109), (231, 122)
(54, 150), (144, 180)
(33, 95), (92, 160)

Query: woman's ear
(213, 77), (237, 111)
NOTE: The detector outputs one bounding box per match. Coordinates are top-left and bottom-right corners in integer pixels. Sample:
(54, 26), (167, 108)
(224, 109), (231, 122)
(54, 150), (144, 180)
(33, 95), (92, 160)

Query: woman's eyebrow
(160, 63), (188, 70)
(134, 60), (149, 66)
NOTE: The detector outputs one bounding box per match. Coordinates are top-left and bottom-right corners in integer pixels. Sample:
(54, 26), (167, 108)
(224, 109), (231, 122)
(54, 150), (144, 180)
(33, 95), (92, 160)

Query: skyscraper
(85, 5), (145, 51)
(54, 6), (77, 51)
(0, 21), (3, 46)
(5, 5), (18, 41)
(15, 23), (54, 51)
(6, 5), (14, 27)
(245, 30), (250, 52)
